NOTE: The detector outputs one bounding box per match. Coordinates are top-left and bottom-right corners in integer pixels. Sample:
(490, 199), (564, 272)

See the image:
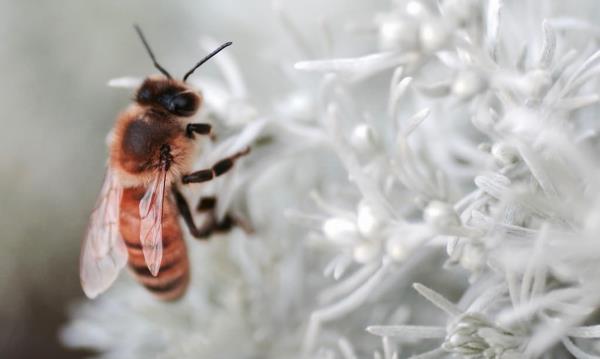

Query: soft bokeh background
(3, 1), (600, 358)
(0, 1), (385, 357)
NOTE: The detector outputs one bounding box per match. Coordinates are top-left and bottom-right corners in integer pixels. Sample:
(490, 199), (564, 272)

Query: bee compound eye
(172, 95), (189, 108)
(171, 94), (197, 116)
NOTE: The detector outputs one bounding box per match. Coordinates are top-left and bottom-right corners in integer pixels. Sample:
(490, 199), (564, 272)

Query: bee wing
(80, 167), (128, 299)
(138, 166), (167, 276)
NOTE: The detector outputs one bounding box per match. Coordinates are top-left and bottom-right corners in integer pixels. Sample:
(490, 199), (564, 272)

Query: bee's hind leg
(173, 189), (249, 240)
(197, 196), (253, 235)
(172, 187), (214, 240)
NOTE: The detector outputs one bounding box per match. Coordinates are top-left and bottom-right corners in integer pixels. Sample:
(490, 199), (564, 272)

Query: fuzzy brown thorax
(109, 77), (202, 188)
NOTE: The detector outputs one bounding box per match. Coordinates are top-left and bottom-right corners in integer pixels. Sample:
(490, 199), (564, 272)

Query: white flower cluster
(62, 1), (600, 358)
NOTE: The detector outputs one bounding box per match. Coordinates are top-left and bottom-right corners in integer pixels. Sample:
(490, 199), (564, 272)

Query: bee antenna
(183, 41), (232, 82)
(133, 24), (172, 79)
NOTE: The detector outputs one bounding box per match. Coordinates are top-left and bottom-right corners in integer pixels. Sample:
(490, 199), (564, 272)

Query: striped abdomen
(119, 186), (189, 300)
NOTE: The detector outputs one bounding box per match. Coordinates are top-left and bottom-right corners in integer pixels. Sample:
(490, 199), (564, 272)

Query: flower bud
(452, 70), (484, 100)
(350, 124), (379, 154)
(419, 20), (448, 52)
(353, 241), (380, 263)
(385, 237), (407, 262)
(423, 201), (460, 229)
(322, 218), (358, 245)
(377, 15), (419, 51)
(357, 201), (383, 237)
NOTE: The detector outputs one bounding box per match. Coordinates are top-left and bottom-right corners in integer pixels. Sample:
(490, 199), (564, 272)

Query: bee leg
(181, 147), (251, 184)
(197, 197), (234, 232)
(186, 123), (212, 138)
(196, 196), (217, 211)
(172, 187), (214, 239)
(196, 196), (254, 235)
(218, 213), (254, 235)
(197, 196), (228, 233)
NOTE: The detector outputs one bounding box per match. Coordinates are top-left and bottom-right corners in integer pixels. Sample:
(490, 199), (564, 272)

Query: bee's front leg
(181, 147), (250, 184)
(185, 123), (212, 138)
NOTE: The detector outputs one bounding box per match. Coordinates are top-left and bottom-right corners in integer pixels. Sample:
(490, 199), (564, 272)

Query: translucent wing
(80, 167), (128, 299)
(139, 166), (167, 276)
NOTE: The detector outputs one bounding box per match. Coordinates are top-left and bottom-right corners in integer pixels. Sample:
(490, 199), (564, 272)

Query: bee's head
(136, 78), (201, 117)
(133, 25), (231, 117)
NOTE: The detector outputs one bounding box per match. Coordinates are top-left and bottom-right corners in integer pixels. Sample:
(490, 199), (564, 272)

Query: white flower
(62, 0), (600, 358)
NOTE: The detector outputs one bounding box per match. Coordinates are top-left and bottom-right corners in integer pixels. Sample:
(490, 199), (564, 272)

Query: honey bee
(80, 25), (249, 300)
